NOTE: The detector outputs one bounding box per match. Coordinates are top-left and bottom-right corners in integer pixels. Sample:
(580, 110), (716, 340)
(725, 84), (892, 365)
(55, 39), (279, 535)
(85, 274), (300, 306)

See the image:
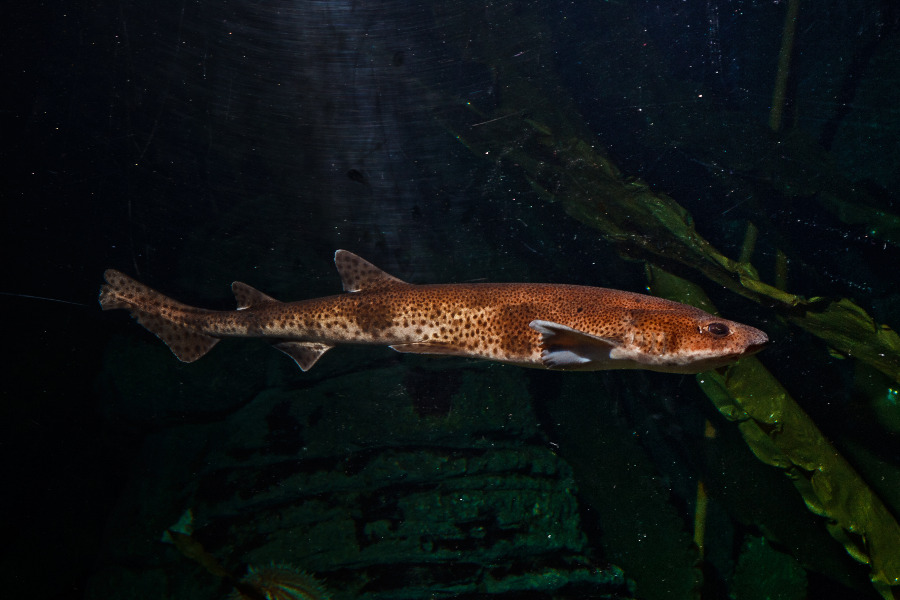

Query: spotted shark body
(99, 250), (768, 373)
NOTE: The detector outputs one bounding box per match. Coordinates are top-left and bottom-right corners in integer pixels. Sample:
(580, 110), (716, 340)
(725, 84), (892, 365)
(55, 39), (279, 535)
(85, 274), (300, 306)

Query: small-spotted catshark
(99, 250), (767, 373)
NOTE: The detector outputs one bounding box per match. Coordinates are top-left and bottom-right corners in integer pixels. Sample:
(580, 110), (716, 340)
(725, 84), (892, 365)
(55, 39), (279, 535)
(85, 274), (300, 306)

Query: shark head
(531, 307), (768, 373)
(608, 307), (769, 373)
(634, 311), (769, 372)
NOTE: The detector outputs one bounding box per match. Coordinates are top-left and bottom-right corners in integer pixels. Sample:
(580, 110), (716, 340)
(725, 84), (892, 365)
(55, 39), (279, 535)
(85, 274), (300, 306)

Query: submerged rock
(88, 363), (633, 599)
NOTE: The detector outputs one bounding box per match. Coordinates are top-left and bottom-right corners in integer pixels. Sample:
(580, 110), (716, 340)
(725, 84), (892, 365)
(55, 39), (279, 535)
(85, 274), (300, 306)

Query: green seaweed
(650, 266), (900, 600)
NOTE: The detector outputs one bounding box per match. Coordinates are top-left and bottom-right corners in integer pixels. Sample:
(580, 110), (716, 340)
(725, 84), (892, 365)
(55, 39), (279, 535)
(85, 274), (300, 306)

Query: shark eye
(706, 322), (730, 337)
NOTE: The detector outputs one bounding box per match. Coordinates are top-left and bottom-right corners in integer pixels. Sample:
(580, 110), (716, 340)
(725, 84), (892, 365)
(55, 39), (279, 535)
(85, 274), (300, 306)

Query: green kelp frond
(699, 358), (900, 599)
(785, 298), (900, 382)
(651, 266), (900, 600)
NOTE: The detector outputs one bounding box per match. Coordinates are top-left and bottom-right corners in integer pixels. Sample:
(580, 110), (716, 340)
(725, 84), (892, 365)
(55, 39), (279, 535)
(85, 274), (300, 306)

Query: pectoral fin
(274, 341), (333, 371)
(529, 320), (621, 370)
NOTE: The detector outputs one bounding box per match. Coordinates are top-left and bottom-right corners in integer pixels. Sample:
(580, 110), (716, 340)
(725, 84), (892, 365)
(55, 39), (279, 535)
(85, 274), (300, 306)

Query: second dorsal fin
(334, 250), (408, 292)
(232, 281), (280, 309)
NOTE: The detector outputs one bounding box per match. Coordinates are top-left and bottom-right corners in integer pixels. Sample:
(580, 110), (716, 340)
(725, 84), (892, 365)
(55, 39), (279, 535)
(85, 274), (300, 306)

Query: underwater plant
(229, 564), (331, 600)
(164, 510), (331, 600)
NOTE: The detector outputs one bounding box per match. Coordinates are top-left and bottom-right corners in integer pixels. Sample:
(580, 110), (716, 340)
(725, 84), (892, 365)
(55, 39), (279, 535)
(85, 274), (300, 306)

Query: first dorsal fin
(334, 250), (408, 292)
(232, 281), (280, 309)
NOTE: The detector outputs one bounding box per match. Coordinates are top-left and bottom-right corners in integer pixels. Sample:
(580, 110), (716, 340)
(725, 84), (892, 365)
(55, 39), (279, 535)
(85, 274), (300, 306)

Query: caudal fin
(99, 270), (219, 362)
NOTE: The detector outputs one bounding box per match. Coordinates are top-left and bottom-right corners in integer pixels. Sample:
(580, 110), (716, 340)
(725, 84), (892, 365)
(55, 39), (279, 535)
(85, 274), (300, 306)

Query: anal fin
(274, 341), (334, 371)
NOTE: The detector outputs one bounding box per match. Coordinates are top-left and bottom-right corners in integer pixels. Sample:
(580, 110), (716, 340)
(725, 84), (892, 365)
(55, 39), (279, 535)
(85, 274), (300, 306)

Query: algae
(650, 266), (900, 600)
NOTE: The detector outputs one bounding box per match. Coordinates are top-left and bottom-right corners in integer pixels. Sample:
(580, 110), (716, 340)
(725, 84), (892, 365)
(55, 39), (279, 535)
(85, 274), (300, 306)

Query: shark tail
(99, 269), (220, 362)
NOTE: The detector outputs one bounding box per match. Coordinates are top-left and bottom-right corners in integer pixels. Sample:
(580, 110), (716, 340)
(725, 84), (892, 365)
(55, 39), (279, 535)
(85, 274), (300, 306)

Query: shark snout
(743, 328), (769, 356)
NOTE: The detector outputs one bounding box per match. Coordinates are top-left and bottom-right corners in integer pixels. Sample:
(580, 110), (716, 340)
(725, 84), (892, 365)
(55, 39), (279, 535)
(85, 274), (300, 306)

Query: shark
(99, 250), (768, 373)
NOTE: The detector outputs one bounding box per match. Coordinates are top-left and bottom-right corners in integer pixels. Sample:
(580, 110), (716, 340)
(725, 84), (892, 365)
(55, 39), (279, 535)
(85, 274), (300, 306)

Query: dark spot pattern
(100, 251), (768, 373)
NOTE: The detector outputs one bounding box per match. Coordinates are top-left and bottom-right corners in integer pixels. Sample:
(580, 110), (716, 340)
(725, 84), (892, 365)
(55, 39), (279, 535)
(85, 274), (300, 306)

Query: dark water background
(4, 1), (899, 599)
